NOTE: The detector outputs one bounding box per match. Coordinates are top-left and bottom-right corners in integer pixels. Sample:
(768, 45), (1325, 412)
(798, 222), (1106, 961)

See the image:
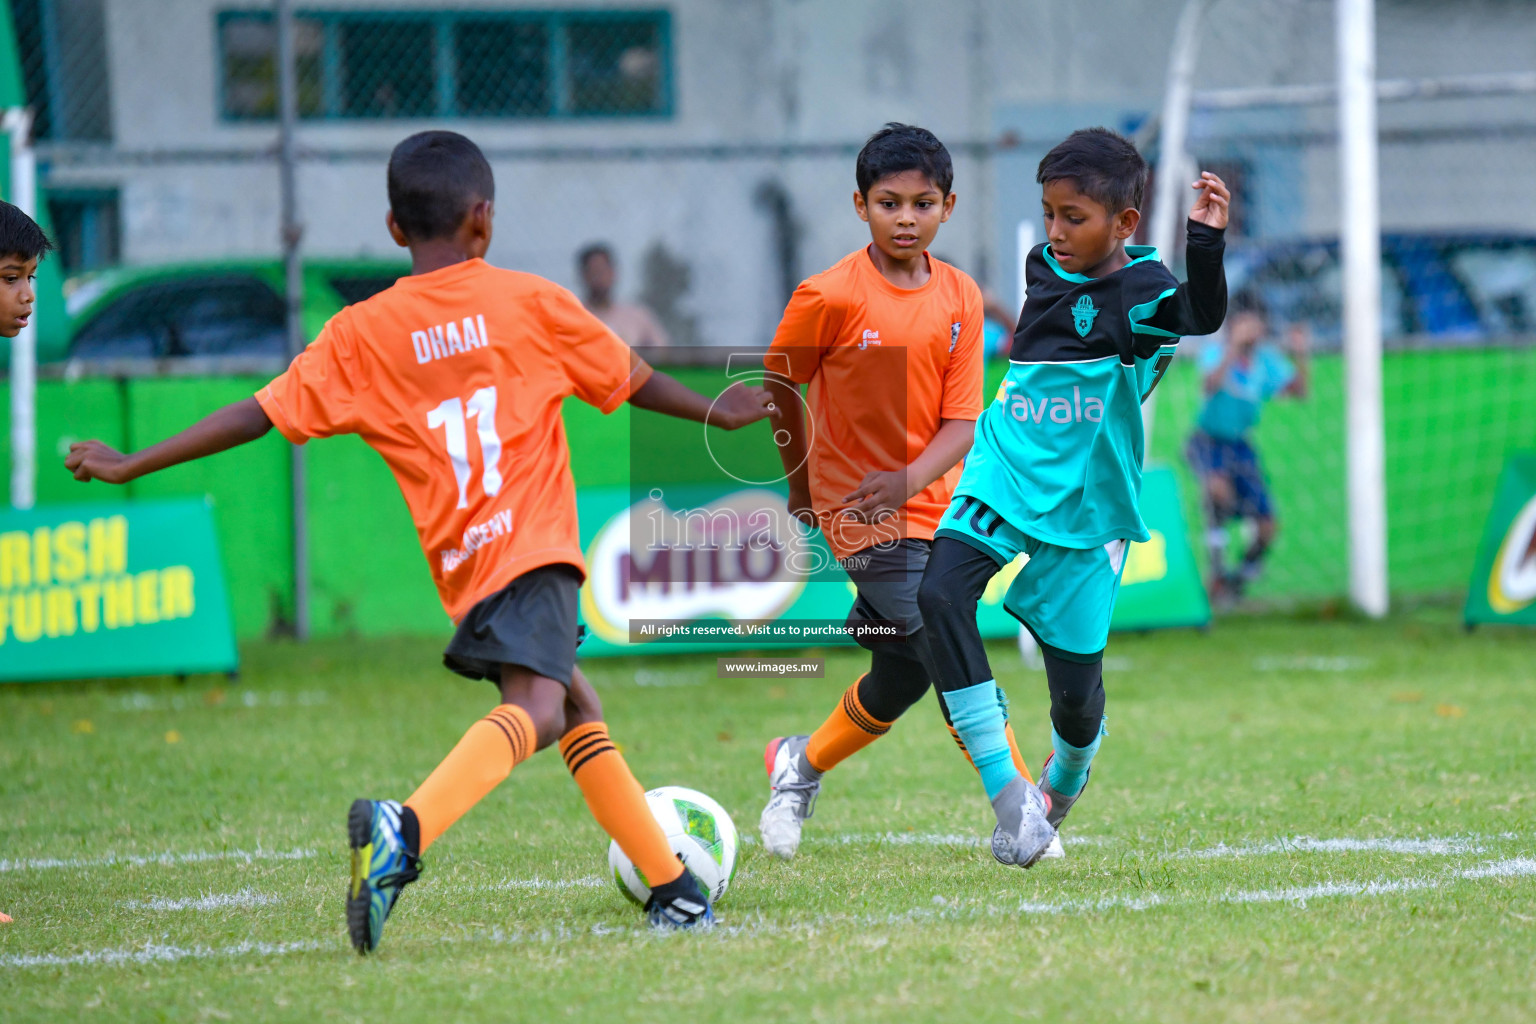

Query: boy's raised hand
(65, 440), (135, 484)
(1188, 171), (1230, 230)
(1285, 322), (1312, 358)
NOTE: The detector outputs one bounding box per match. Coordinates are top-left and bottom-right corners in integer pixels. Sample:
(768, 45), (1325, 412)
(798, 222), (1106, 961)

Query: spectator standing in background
(1186, 291), (1310, 605)
(578, 243), (671, 348)
(982, 288), (1018, 358)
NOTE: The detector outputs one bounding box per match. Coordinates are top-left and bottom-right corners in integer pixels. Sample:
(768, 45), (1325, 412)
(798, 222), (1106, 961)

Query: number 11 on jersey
(427, 386), (503, 509)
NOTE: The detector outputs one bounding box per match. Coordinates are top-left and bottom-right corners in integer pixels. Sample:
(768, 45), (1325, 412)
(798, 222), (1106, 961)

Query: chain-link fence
(6, 0), (1535, 634)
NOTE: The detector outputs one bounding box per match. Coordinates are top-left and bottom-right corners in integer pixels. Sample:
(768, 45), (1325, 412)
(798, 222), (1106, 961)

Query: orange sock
(405, 704), (534, 853)
(559, 722), (683, 888)
(947, 723), (1033, 784)
(803, 677), (892, 774)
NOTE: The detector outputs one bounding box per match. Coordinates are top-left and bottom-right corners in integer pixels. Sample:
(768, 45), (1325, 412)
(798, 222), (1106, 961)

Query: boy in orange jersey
(65, 131), (772, 952)
(756, 124), (1033, 858)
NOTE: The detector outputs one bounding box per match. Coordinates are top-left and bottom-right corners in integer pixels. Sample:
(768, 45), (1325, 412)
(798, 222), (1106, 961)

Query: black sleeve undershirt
(1141, 220), (1228, 338)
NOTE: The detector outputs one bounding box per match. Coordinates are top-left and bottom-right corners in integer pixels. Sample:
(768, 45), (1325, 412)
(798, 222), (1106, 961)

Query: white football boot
(759, 735), (821, 859)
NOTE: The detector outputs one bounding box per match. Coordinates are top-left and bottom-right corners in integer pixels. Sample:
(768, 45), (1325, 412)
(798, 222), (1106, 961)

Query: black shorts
(839, 538), (931, 653)
(443, 564), (585, 686)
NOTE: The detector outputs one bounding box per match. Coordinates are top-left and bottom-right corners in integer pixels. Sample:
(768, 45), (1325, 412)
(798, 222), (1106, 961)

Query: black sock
(399, 805), (421, 857)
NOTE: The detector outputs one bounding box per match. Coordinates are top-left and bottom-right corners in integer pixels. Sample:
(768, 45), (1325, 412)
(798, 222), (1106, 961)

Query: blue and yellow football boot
(644, 867), (714, 929)
(346, 798), (421, 955)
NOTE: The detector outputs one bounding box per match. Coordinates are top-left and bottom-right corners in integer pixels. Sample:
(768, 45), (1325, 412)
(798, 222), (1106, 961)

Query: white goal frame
(1144, 0), (1535, 618)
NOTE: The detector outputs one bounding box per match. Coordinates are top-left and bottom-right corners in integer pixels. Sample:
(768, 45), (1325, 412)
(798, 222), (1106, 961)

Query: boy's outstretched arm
(1143, 172), (1231, 338)
(626, 370), (774, 429)
(66, 397), (274, 484)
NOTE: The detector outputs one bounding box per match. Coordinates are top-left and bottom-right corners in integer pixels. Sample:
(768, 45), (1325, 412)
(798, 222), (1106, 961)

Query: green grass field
(3, 611), (1533, 1022)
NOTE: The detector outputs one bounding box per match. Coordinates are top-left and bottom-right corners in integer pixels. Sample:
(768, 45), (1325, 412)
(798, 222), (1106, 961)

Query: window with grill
(218, 9), (672, 121)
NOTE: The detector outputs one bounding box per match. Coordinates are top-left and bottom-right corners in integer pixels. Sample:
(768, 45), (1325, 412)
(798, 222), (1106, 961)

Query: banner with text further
(0, 499), (239, 682)
(575, 466), (1209, 656)
(1464, 453), (1536, 627)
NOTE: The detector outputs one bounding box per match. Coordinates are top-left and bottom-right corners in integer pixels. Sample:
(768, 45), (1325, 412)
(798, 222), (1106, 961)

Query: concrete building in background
(18, 0), (1536, 348)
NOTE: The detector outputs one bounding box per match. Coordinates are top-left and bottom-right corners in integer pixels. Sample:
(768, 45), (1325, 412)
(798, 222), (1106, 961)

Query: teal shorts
(935, 495), (1129, 661)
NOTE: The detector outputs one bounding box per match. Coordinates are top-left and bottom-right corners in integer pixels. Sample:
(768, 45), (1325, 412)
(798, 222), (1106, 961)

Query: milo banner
(1464, 452), (1536, 627)
(0, 499), (239, 681)
(574, 466), (1207, 656)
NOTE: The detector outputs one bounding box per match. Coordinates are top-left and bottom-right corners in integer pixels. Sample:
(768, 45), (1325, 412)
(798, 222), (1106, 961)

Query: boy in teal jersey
(916, 128), (1232, 868)
(1187, 291), (1310, 603)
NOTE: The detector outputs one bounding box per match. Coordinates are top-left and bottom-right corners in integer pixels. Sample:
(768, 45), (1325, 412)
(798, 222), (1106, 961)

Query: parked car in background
(55, 259), (409, 365)
(1224, 234), (1536, 348)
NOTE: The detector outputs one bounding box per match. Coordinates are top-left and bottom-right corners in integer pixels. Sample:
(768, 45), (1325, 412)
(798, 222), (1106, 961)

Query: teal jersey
(1195, 343), (1295, 440)
(955, 221), (1228, 548)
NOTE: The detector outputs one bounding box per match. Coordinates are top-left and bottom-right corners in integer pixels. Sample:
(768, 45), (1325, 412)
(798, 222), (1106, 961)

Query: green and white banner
(573, 466), (1207, 656)
(1464, 453), (1536, 627)
(0, 499), (239, 682)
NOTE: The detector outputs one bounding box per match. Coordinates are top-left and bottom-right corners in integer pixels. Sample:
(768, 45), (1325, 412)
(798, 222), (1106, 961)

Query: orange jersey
(256, 258), (651, 622)
(767, 248), (985, 558)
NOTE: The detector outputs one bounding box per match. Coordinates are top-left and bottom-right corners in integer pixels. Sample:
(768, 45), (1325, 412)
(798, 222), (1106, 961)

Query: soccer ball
(609, 785), (738, 905)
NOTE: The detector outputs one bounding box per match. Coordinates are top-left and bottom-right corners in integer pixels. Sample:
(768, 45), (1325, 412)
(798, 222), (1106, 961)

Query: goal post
(1146, 0), (1392, 617)
(4, 105), (35, 512)
(1336, 0), (1389, 617)
(1142, 0), (1215, 459)
(1145, 0), (1536, 615)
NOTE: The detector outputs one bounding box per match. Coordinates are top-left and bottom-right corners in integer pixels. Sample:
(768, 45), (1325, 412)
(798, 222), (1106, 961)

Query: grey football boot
(1038, 752), (1090, 829)
(760, 735), (822, 859)
(989, 775), (1057, 869)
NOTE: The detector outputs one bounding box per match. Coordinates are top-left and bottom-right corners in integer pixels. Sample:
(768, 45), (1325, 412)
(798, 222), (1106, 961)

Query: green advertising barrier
(3, 350), (1527, 639)
(0, 499), (239, 681)
(571, 466), (1207, 656)
(1464, 452), (1536, 628)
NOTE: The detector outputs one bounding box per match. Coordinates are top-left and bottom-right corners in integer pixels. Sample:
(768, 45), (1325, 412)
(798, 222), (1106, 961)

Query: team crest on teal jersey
(1072, 295), (1100, 338)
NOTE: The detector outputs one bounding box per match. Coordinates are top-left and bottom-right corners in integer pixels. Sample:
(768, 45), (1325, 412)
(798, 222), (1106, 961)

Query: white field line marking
(112, 690), (330, 712)
(1222, 857), (1536, 905)
(0, 847), (315, 874)
(800, 831), (1489, 857)
(485, 877), (605, 891)
(631, 670), (705, 688)
(7, 857), (1534, 971)
(781, 832), (1105, 848)
(1176, 835), (1486, 859)
(1461, 856), (1536, 878)
(1253, 655), (1374, 672)
(0, 939), (327, 970)
(119, 889), (281, 912)
(4, 829), (1503, 877)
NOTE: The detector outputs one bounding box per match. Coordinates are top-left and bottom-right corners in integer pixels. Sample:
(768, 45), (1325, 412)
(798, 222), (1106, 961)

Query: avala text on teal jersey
(997, 383), (1105, 424)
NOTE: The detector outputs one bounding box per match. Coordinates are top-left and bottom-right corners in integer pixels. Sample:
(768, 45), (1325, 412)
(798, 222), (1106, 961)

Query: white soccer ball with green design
(609, 785), (738, 904)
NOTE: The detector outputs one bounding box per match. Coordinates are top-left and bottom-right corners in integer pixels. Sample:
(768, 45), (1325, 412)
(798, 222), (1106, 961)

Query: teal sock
(1047, 725), (1103, 797)
(942, 682), (1019, 801)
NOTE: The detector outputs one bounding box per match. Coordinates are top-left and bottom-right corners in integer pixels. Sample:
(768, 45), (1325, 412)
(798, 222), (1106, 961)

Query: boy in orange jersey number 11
(65, 131), (774, 952)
